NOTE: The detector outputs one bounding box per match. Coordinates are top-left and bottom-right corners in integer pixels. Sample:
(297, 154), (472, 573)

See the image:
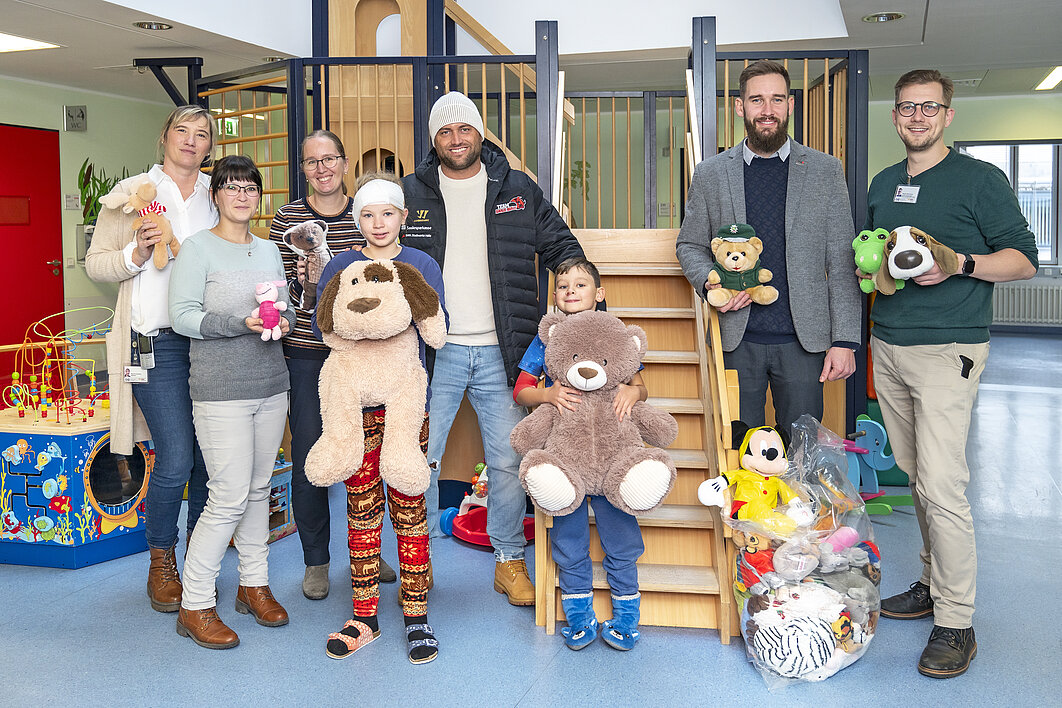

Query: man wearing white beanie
(402, 91), (583, 606)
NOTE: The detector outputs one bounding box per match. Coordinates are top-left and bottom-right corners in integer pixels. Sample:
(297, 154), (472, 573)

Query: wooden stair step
(558, 562), (721, 595)
(643, 349), (699, 365)
(647, 396), (703, 414)
(598, 263), (685, 277)
(609, 306), (694, 319)
(667, 448), (709, 469)
(589, 503), (713, 529)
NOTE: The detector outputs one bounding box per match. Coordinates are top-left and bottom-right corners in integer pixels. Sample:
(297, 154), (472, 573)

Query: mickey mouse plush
(698, 422), (813, 537)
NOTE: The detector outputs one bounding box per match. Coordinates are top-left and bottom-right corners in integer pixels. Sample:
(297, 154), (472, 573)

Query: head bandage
(352, 179), (405, 218)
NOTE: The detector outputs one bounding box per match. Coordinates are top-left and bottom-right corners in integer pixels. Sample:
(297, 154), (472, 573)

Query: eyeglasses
(220, 183), (261, 197)
(895, 101), (948, 117)
(301, 155), (344, 170)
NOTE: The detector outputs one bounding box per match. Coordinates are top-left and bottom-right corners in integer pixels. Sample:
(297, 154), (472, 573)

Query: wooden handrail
(198, 75), (286, 97)
(443, 0), (574, 125)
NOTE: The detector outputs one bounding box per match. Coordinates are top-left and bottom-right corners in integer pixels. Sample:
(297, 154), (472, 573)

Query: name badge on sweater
(893, 184), (920, 203)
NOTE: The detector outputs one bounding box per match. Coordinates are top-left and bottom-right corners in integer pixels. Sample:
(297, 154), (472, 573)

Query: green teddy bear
(852, 228), (896, 294)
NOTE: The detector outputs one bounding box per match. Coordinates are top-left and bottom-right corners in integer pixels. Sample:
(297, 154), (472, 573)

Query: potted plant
(76, 158), (130, 262)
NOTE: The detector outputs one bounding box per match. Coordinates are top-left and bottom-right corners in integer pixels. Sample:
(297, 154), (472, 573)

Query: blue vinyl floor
(1, 332), (1059, 705)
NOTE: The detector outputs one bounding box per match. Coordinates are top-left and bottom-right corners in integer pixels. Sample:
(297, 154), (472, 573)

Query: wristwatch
(959, 255), (976, 276)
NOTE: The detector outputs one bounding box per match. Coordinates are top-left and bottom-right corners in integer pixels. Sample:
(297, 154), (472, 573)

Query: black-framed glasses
(301, 155), (344, 170)
(896, 101), (948, 117)
(221, 183), (261, 197)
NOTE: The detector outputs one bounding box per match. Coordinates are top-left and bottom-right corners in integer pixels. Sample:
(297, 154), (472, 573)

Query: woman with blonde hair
(86, 104), (217, 614)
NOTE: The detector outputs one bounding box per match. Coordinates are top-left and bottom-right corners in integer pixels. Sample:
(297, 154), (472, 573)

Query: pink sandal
(325, 619), (380, 659)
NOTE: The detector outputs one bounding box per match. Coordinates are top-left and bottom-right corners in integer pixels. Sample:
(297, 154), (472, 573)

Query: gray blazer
(676, 140), (861, 352)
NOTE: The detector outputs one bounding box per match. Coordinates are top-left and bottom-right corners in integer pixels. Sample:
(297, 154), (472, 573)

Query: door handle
(46, 259), (61, 266)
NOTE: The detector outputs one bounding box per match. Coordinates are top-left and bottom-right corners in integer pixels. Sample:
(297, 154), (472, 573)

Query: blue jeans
(131, 329), (208, 550)
(286, 356), (331, 566)
(426, 343), (527, 561)
(723, 339), (826, 432)
(551, 496), (643, 596)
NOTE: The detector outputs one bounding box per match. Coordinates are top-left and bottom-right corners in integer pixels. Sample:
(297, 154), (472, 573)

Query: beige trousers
(870, 336), (989, 628)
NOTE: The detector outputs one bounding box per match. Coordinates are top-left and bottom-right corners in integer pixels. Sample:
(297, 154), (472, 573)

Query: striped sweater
(268, 197), (366, 359)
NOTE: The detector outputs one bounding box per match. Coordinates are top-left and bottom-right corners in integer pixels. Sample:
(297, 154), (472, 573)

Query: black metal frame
(690, 19), (872, 431)
(134, 57), (204, 106)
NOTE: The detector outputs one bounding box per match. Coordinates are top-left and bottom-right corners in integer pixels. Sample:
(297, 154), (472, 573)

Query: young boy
(311, 172), (445, 665)
(512, 256), (649, 651)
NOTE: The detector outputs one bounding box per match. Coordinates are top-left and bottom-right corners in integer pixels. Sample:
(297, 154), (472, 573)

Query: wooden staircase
(533, 227), (740, 642)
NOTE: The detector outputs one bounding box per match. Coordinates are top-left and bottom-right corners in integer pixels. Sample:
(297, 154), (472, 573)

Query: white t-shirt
(122, 164), (217, 335)
(438, 166), (498, 346)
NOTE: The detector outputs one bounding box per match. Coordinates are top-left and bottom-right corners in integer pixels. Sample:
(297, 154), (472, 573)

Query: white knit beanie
(428, 92), (484, 141)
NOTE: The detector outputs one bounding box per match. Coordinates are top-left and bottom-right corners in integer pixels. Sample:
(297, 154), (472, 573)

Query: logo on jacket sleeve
(494, 196), (526, 215)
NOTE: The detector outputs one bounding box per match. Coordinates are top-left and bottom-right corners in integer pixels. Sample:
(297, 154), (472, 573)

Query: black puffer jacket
(402, 140), (583, 386)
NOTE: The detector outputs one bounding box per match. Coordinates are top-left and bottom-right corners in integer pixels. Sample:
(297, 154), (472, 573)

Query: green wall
(0, 74), (172, 337)
(868, 92), (1062, 179)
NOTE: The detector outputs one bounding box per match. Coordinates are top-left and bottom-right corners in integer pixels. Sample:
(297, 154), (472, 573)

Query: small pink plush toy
(252, 280), (288, 341)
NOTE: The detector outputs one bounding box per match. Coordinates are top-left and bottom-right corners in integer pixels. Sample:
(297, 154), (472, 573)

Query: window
(956, 140), (1060, 266)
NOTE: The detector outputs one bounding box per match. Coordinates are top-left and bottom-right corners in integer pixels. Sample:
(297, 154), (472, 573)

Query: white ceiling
(0, 0), (1059, 104)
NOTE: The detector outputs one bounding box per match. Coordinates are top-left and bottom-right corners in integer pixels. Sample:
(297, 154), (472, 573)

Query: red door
(0, 124), (64, 400)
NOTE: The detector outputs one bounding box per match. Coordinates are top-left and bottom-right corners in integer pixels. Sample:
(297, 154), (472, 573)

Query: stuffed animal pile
(700, 415), (881, 688)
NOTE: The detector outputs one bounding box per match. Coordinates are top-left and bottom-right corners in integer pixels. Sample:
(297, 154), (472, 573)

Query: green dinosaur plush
(852, 228), (896, 294)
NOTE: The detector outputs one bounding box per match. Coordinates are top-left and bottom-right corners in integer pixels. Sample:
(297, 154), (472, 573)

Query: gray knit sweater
(168, 229), (294, 402)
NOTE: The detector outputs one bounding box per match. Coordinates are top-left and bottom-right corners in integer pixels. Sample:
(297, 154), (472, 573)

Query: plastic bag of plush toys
(698, 414), (881, 689)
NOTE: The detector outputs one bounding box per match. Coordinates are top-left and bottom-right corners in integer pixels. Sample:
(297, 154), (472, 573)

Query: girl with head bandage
(311, 171), (447, 665)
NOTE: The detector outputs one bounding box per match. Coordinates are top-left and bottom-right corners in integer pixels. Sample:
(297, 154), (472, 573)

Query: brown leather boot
(494, 559), (535, 606)
(176, 607), (239, 649)
(235, 585), (289, 627)
(147, 546), (183, 613)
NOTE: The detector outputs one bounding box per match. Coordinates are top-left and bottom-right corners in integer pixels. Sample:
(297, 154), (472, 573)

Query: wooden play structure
(175, 6), (868, 643)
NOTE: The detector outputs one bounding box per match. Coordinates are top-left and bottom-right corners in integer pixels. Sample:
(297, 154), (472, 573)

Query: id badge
(894, 184), (921, 204)
(124, 366), (148, 383)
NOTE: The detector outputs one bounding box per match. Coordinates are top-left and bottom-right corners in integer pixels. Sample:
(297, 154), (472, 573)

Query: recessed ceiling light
(1034, 66), (1062, 91)
(862, 12), (905, 23)
(133, 21), (172, 31)
(0, 31), (60, 53)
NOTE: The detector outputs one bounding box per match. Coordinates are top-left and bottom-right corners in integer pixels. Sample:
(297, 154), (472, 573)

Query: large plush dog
(873, 225), (959, 295)
(305, 260), (446, 495)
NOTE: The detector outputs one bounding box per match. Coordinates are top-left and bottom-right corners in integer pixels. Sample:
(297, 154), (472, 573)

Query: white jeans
(182, 392), (288, 610)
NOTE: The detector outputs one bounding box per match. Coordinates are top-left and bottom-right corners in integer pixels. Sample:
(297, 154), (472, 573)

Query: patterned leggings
(346, 408), (431, 618)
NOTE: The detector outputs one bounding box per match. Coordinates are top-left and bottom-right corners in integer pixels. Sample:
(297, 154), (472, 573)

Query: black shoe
(918, 626), (976, 678)
(380, 558), (398, 584)
(881, 581), (933, 619)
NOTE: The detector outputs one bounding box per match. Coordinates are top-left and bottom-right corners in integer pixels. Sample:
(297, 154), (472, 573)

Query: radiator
(992, 279), (1062, 325)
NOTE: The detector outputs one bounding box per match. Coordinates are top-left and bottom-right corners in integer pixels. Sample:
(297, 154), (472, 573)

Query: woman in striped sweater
(267, 131), (396, 600)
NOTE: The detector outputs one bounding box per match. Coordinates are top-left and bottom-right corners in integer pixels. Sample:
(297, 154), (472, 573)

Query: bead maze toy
(0, 308), (154, 568)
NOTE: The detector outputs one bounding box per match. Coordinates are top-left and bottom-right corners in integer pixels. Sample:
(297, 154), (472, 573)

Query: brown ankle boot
(176, 607), (239, 649)
(147, 546), (183, 613)
(235, 585), (289, 627)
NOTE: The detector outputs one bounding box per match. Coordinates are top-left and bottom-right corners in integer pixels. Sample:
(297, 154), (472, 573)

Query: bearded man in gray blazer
(676, 60), (861, 431)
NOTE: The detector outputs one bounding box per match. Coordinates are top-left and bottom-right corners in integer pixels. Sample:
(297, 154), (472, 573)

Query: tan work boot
(176, 607), (239, 649)
(494, 559), (535, 606)
(235, 585), (289, 627)
(147, 546), (183, 613)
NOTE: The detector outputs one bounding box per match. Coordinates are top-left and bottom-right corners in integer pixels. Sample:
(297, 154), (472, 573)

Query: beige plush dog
(305, 260), (446, 495)
(874, 225), (960, 295)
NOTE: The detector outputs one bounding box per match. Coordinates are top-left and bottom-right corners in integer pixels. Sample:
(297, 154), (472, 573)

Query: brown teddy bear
(509, 310), (678, 517)
(100, 179), (178, 269)
(707, 223), (779, 308)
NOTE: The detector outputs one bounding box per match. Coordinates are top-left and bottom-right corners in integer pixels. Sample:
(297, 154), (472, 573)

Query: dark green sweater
(865, 149), (1038, 345)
